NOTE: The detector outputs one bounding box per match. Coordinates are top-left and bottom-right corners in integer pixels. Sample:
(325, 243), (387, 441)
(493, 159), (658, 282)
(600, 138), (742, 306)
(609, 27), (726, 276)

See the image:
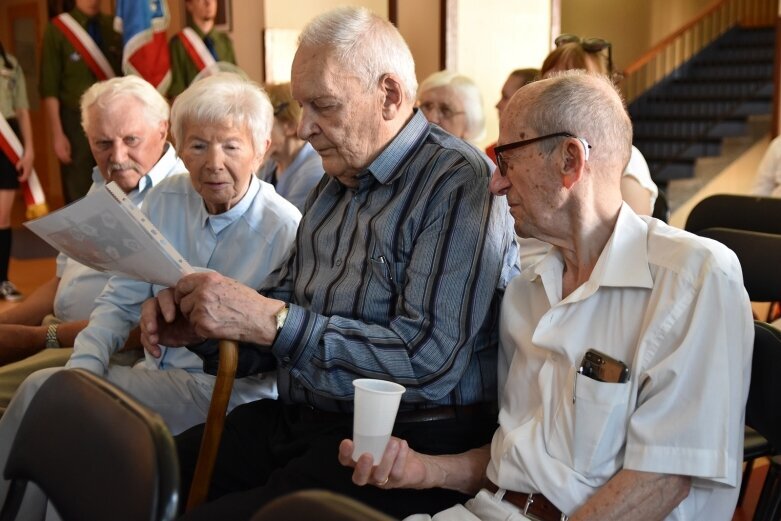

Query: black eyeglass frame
(554, 34), (613, 75)
(494, 132), (591, 177)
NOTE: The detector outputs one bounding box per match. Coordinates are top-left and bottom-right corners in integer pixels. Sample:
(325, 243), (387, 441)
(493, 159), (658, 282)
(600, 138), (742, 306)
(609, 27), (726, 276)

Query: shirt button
(282, 356), (291, 364)
(335, 258), (342, 266)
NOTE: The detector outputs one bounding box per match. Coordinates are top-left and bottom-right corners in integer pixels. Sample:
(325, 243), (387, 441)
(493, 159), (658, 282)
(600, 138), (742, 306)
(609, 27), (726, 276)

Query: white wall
(450, 0), (552, 148)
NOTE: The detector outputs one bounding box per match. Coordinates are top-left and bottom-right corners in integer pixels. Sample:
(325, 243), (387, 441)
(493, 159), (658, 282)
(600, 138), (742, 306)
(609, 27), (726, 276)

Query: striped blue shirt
(252, 110), (519, 411)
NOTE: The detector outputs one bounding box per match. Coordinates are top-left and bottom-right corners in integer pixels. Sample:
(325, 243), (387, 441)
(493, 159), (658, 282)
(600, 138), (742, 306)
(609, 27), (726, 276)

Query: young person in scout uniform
(39, 0), (121, 204)
(168, 0), (237, 98)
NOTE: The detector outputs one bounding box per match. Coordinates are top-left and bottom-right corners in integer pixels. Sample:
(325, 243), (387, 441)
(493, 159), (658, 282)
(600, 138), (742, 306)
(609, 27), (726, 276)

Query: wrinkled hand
(338, 437), (430, 490)
(52, 132), (71, 164)
(140, 288), (204, 358)
(173, 271), (281, 345)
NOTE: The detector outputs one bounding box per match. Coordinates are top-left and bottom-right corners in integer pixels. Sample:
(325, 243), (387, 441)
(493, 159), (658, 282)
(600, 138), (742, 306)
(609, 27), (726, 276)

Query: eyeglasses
(273, 102), (289, 116)
(494, 132), (591, 177)
(419, 101), (465, 121)
(554, 34), (613, 74)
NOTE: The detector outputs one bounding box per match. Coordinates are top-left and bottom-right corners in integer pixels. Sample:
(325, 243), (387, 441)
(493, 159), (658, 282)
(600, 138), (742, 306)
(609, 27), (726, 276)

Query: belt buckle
(523, 493), (568, 521)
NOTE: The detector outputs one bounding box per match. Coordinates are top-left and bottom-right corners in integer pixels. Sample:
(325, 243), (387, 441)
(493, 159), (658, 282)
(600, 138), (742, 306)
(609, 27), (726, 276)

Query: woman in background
(0, 43), (33, 301)
(257, 82), (323, 212)
(417, 70), (485, 145)
(486, 68), (538, 162)
(542, 35), (659, 216)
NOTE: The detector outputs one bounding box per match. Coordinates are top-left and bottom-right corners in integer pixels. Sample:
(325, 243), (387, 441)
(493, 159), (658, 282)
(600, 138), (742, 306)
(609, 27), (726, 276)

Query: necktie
(87, 18), (103, 48)
(203, 35), (218, 60)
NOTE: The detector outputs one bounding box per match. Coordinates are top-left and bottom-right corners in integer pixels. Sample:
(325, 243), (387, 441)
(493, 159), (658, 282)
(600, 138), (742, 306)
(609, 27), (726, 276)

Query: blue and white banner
(115, 0), (171, 93)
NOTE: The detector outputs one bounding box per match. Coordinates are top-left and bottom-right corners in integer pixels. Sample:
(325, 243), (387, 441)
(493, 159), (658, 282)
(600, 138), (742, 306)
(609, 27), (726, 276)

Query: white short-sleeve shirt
(487, 204), (753, 520)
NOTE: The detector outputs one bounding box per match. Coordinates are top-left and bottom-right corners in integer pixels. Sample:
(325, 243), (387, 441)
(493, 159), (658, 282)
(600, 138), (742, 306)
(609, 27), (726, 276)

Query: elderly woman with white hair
(417, 70), (485, 144)
(0, 72), (301, 467)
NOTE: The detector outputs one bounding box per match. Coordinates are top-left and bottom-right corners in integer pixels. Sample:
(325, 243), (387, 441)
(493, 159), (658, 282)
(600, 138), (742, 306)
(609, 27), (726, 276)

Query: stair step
(637, 141), (722, 159)
(627, 25), (773, 182)
(648, 161), (696, 182)
(642, 82), (772, 100)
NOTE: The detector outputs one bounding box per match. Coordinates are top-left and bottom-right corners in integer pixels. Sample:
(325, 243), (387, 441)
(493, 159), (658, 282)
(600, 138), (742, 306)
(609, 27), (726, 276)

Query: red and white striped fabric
(177, 27), (217, 73)
(0, 115), (48, 219)
(52, 12), (115, 81)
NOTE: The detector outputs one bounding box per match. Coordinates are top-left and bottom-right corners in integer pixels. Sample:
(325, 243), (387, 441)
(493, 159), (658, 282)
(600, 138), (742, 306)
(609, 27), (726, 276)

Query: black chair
(684, 194), (781, 235)
(697, 228), (781, 303)
(693, 229), (781, 507)
(651, 189), (670, 223)
(0, 369), (179, 521)
(746, 322), (781, 521)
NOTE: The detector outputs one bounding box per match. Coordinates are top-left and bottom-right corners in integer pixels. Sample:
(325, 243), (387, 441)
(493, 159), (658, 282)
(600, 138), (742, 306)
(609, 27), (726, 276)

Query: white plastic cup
(352, 378), (406, 462)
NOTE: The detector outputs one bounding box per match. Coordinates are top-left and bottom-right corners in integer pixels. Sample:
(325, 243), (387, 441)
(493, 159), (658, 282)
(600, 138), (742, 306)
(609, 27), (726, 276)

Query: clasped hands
(139, 271), (283, 357)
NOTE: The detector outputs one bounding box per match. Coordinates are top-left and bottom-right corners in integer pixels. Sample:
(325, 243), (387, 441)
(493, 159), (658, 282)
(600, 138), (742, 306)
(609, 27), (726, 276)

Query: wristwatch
(45, 323), (61, 349)
(274, 304), (289, 340)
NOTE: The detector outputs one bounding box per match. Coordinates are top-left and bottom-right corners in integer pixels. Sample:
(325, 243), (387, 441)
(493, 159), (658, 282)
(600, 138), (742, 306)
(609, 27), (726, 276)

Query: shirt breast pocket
(568, 373), (631, 477)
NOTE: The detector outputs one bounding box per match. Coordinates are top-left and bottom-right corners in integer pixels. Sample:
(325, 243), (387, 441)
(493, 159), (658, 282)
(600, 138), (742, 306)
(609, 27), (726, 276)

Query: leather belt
(295, 403), (496, 423)
(486, 481), (568, 521)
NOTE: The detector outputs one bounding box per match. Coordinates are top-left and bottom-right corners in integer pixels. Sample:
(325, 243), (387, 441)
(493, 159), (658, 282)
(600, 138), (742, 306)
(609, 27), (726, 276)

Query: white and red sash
(0, 115), (48, 219)
(52, 12), (115, 81)
(177, 27), (217, 73)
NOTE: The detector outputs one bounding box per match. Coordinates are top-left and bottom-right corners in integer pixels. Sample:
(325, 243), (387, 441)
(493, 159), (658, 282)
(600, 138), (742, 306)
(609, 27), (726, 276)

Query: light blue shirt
(53, 144), (186, 322)
(68, 174), (301, 375)
(259, 142), (324, 212)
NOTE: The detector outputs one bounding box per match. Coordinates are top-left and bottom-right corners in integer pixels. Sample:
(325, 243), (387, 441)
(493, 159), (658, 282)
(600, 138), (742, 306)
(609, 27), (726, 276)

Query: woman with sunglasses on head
(257, 82), (324, 212)
(541, 35), (659, 216)
(417, 70), (486, 145)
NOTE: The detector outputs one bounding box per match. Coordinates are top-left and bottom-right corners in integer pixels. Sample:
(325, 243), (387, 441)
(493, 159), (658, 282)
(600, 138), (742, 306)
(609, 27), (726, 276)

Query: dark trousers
(59, 105), (96, 203)
(176, 399), (497, 520)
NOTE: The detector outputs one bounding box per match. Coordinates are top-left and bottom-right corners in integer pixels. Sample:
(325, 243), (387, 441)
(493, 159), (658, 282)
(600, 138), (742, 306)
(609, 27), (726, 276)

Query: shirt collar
(364, 109), (429, 186)
(200, 174), (260, 234)
(287, 142), (318, 174)
(524, 203), (654, 305)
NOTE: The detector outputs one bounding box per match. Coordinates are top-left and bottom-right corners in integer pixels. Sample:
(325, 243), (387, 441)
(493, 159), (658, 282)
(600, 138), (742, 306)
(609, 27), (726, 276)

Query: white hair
(170, 72), (273, 153)
(418, 70), (486, 142)
(81, 76), (169, 134)
(298, 6), (418, 103)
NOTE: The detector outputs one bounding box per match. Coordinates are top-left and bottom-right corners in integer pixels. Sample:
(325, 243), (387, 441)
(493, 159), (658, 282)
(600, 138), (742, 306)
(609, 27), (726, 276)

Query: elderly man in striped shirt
(140, 6), (517, 520)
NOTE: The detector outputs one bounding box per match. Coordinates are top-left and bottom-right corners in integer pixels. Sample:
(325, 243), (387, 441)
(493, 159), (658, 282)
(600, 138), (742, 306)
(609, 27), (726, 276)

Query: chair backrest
(684, 194), (781, 235)
(0, 369), (179, 521)
(652, 190), (670, 223)
(697, 228), (781, 303)
(746, 322), (781, 451)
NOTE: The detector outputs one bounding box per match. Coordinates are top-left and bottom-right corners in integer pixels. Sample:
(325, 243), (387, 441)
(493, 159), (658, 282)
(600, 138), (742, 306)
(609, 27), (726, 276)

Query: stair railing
(623, 0), (776, 103)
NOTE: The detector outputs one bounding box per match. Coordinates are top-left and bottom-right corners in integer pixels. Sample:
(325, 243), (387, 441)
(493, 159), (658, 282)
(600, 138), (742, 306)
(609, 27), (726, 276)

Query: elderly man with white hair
(342, 71), (753, 521)
(0, 73), (301, 519)
(141, 5), (517, 520)
(0, 75), (183, 410)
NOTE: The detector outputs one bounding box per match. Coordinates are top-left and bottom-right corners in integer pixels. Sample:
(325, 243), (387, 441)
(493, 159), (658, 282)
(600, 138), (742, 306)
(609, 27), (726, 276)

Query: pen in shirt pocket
(375, 255), (393, 281)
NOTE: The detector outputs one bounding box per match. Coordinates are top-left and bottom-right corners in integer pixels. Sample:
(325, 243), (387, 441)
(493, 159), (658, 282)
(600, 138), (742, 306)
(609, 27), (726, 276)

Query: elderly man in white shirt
(340, 71), (753, 521)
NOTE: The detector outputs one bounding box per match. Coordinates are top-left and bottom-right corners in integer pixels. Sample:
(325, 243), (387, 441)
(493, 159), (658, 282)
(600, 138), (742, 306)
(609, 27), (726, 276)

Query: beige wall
(397, 0), (441, 83)
(451, 0), (552, 148)
(561, 0), (714, 70)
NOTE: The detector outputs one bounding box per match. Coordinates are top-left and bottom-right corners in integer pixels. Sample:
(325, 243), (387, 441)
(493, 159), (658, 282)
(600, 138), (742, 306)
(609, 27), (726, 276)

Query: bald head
(502, 70), (632, 178)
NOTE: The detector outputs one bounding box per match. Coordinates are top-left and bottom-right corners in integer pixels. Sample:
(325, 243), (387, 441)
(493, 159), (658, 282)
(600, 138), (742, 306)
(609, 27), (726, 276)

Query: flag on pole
(115, 0), (171, 93)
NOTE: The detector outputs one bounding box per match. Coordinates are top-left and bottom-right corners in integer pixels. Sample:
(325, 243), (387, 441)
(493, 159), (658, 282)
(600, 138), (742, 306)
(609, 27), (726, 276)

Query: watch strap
(45, 323), (61, 349)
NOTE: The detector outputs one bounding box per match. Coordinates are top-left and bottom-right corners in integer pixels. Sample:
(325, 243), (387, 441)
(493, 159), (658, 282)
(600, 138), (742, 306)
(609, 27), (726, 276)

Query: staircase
(629, 26), (775, 187)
